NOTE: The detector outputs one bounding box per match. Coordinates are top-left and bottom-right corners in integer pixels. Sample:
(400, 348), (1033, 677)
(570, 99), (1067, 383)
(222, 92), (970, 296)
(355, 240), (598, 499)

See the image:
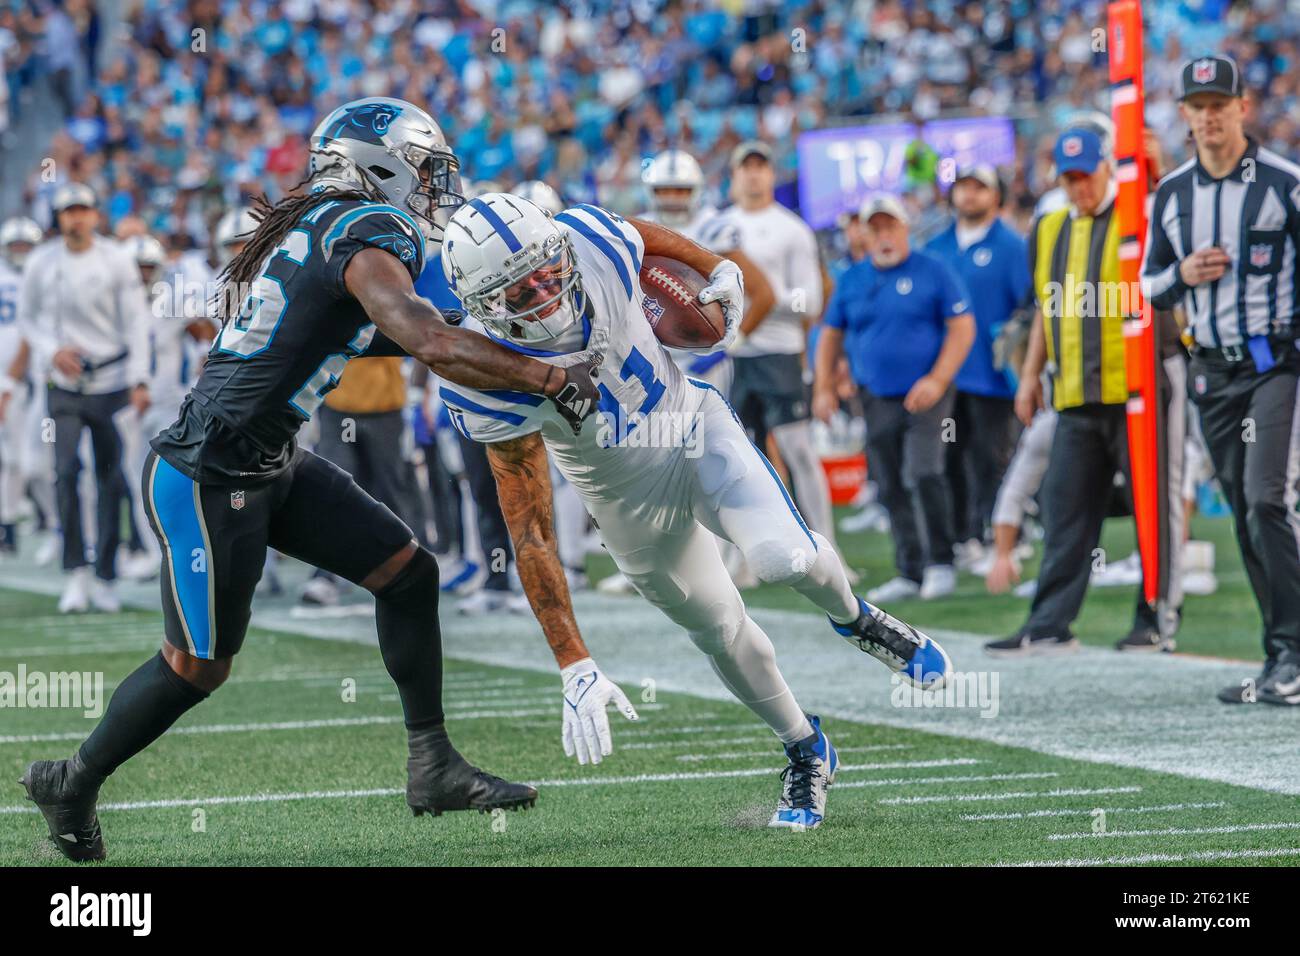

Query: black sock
(374, 547), (445, 731)
(76, 651), (209, 782)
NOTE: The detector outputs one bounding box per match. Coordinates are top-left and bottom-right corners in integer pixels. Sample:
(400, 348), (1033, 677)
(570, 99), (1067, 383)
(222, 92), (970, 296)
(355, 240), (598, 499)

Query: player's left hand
(699, 259), (744, 352)
(560, 657), (639, 765)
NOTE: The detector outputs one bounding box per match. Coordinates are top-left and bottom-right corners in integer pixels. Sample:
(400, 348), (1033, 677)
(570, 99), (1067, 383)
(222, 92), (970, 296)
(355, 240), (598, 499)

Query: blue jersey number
(596, 345), (666, 441)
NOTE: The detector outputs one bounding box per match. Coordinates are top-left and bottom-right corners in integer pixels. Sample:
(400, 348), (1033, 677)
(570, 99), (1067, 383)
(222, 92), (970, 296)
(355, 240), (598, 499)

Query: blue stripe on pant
(148, 456), (215, 659)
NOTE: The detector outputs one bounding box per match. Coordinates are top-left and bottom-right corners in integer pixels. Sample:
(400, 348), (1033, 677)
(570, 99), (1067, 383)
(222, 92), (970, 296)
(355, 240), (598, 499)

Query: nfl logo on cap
(1063, 136), (1082, 157)
(1192, 58), (1217, 84)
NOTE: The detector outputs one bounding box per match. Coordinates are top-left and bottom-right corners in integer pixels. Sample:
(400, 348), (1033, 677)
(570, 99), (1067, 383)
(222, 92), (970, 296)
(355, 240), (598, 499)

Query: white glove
(560, 657), (639, 765)
(698, 259), (744, 353)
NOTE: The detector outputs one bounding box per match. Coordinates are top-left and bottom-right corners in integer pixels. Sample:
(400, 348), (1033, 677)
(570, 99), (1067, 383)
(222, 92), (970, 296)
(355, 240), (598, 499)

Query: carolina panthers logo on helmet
(317, 102), (404, 147)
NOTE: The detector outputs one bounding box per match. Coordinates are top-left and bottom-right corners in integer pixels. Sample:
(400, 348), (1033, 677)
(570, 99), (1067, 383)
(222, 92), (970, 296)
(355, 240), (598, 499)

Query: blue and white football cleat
(768, 715), (837, 831)
(831, 596), (953, 690)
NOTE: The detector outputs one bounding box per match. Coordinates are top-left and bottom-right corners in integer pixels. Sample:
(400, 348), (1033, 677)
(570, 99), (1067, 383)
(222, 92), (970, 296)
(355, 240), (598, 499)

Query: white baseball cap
(52, 182), (97, 213)
(859, 195), (910, 226)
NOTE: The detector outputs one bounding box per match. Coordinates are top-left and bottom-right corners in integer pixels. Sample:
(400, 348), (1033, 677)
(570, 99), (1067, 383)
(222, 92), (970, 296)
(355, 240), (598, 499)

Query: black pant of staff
(1189, 339), (1300, 665)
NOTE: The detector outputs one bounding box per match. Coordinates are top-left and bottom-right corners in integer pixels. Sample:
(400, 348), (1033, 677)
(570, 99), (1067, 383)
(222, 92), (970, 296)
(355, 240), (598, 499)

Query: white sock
(708, 615), (813, 744)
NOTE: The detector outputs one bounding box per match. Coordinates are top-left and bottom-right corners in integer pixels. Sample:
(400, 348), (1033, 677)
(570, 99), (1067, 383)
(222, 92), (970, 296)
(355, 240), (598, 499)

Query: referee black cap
(1178, 55), (1243, 100)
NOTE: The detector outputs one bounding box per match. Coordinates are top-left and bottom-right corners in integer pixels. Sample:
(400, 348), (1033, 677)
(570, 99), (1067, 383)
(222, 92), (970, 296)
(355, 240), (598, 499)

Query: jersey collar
(1194, 135), (1258, 186)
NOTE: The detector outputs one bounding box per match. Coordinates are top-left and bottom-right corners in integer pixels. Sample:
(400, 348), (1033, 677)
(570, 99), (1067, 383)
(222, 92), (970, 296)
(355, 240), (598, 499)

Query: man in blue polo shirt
(813, 196), (975, 602)
(925, 165), (1031, 566)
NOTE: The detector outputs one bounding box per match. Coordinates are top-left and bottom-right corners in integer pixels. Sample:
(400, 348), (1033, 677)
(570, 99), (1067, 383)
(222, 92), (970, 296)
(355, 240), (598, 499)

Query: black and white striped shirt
(1140, 138), (1300, 348)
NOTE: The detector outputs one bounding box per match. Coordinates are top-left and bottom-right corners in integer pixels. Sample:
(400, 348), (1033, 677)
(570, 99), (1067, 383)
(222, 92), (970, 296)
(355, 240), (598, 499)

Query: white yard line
(1046, 821), (1300, 841)
(675, 744), (914, 762)
(880, 786), (1142, 806)
(836, 771), (1059, 789)
(963, 801), (1225, 821)
(1002, 846), (1300, 867)
(0, 709), (556, 744)
(0, 760), (995, 814)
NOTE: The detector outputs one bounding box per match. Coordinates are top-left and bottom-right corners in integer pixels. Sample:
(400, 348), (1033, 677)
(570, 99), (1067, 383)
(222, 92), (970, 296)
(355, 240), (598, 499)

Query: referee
(1142, 55), (1300, 706)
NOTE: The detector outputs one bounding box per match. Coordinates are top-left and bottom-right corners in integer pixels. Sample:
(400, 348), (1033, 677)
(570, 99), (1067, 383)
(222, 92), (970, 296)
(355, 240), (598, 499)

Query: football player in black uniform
(19, 97), (600, 861)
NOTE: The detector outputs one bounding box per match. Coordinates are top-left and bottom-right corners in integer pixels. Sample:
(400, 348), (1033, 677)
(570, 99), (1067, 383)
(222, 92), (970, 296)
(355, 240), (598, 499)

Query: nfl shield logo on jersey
(1192, 58), (1217, 83)
(641, 294), (665, 327)
(1250, 244), (1273, 268)
(231, 490), (246, 511)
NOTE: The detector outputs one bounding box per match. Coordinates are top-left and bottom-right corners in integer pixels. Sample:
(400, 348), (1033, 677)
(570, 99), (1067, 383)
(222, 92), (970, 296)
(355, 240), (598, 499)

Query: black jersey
(151, 197), (425, 483)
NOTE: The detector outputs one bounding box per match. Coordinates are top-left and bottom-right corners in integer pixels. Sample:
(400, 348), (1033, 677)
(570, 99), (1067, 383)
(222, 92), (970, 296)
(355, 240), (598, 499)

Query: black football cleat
(1114, 625), (1175, 653)
(1257, 653), (1300, 707)
(1218, 658), (1278, 704)
(20, 755), (106, 862)
(406, 727), (537, 817)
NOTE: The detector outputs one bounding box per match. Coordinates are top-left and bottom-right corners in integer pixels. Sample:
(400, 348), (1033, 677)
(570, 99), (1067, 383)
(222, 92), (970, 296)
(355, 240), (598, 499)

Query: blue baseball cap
(1053, 128), (1104, 176)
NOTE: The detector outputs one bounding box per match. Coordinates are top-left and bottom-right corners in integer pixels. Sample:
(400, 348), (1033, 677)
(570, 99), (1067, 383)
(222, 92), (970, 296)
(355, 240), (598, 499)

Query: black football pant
(1189, 348), (1300, 660)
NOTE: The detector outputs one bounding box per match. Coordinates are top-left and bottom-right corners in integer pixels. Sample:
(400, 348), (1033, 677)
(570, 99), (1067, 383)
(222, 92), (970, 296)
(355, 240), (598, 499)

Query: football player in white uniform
(440, 194), (953, 829)
(117, 233), (219, 579)
(0, 216), (43, 553)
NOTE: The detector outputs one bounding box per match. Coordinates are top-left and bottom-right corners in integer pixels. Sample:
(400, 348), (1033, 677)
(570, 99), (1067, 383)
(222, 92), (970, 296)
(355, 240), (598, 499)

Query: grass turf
(1, 584), (1294, 867)
(588, 512), (1263, 661)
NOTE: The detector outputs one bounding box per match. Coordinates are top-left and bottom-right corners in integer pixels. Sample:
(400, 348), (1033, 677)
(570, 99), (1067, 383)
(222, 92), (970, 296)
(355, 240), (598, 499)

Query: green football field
(2, 510), (1297, 867)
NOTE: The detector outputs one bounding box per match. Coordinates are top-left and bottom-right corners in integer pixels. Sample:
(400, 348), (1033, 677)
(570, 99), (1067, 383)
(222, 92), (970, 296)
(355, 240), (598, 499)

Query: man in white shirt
(0, 216), (42, 554)
(7, 183), (151, 612)
(714, 142), (839, 555)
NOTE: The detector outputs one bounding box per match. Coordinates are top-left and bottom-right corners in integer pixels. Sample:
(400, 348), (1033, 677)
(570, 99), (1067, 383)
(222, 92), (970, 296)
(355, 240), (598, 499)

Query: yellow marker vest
(1031, 202), (1129, 410)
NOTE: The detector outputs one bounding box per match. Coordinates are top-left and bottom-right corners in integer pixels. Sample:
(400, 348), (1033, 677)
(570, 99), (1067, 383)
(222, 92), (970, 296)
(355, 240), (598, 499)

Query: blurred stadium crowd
(8, 0), (1296, 245)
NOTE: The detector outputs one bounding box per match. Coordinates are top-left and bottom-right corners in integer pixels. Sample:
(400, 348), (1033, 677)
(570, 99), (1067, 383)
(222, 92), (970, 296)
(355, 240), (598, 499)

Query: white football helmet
(0, 216), (42, 269)
(124, 234), (165, 283)
(442, 193), (583, 345)
(642, 149), (704, 227)
(214, 207), (257, 265)
(510, 180), (563, 216)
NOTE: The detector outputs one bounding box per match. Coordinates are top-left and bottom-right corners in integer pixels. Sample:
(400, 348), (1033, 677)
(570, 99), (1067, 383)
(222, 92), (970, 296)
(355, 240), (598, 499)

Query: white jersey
(439, 203), (708, 528)
(709, 202), (823, 357)
(0, 260), (22, 374)
(147, 254), (215, 414)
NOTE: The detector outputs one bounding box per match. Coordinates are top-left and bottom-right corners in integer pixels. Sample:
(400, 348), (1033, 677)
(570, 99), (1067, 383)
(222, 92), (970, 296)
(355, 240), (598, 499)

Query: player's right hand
(1014, 376), (1043, 426)
(548, 359), (601, 436)
(1179, 247), (1231, 287)
(560, 657), (638, 765)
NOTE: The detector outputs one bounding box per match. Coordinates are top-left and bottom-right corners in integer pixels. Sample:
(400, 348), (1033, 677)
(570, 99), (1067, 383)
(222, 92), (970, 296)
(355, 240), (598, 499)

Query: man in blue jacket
(814, 196), (975, 602)
(925, 166), (1031, 564)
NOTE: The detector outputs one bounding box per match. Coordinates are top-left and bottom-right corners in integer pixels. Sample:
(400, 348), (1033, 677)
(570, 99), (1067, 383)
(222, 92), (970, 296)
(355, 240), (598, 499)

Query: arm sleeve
(119, 250), (153, 387)
(322, 205), (427, 297)
(822, 277), (848, 330)
(438, 383), (550, 444)
(1140, 184), (1188, 310)
(16, 255), (56, 381)
(781, 224), (823, 317)
(937, 259), (972, 320)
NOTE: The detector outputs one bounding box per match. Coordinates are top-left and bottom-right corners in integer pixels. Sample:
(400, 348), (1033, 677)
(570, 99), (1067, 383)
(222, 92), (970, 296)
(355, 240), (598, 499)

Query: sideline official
(1142, 55), (1300, 705)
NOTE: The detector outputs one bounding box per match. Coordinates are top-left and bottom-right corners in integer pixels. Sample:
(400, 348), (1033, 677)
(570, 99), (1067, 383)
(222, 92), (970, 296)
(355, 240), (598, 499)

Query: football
(638, 255), (726, 349)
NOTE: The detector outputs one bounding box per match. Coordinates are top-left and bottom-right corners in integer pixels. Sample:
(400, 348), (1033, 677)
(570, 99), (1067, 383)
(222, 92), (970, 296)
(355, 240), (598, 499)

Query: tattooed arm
(485, 432), (590, 668)
(486, 431), (638, 763)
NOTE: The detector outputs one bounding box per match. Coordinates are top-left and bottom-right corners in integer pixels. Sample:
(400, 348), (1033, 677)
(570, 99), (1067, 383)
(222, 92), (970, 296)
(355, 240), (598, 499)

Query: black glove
(548, 360), (601, 435)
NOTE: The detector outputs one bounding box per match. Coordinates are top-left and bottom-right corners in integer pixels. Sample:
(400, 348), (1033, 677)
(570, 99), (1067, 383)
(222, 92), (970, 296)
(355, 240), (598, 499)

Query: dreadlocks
(215, 173), (379, 324)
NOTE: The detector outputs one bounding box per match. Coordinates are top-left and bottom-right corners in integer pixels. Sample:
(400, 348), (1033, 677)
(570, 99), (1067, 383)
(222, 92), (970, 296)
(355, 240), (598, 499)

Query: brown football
(639, 255), (726, 349)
